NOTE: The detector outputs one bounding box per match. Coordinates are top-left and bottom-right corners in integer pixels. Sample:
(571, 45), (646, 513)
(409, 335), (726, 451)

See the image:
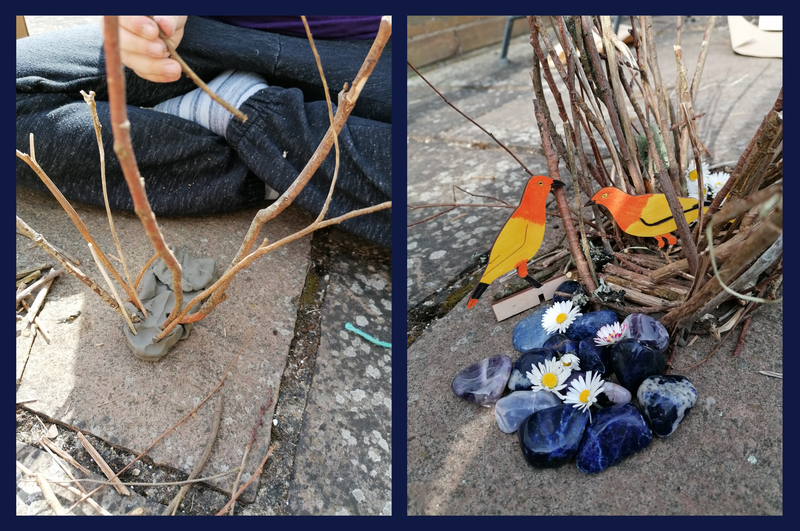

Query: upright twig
(198, 17), (393, 319)
(302, 16), (341, 223)
(102, 16), (184, 328)
(88, 243), (137, 335)
(81, 90), (147, 318)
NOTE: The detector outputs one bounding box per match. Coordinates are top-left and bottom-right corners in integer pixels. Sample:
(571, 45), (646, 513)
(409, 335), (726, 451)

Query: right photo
(407, 16), (782, 515)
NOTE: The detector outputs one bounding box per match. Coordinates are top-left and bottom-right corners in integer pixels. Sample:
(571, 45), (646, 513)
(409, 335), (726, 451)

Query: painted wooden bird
(467, 175), (564, 309)
(586, 186), (707, 247)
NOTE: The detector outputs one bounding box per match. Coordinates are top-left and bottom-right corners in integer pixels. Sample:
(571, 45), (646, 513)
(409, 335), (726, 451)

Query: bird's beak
(585, 199), (596, 207)
(551, 180), (565, 192)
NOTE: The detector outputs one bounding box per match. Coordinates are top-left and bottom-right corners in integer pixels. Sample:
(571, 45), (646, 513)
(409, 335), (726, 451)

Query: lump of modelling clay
(123, 248), (216, 362)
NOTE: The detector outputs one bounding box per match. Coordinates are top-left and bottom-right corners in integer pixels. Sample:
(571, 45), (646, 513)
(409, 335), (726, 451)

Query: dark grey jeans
(16, 16), (392, 247)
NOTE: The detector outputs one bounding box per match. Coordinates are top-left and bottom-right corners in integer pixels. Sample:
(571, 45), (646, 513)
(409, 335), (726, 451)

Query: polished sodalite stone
(610, 338), (666, 393)
(566, 309), (618, 342)
(451, 355), (512, 406)
(518, 404), (589, 468)
(595, 381), (632, 407)
(512, 304), (556, 352)
(508, 348), (556, 390)
(543, 334), (579, 356)
(553, 281), (582, 304)
(575, 402), (652, 474)
(577, 337), (611, 377)
(622, 313), (669, 353)
(495, 390), (563, 433)
(637, 375), (698, 437)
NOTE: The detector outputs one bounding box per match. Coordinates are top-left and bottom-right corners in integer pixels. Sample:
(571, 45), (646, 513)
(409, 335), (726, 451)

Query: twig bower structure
(517, 16), (782, 347)
(16, 16), (392, 359)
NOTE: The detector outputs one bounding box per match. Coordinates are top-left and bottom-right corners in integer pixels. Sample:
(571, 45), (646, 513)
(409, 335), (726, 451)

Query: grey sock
(153, 69), (268, 137)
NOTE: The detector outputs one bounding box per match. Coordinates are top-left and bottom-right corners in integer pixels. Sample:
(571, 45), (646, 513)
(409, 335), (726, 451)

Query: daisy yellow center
(542, 372), (558, 388)
(556, 313), (568, 324)
(579, 389), (591, 403)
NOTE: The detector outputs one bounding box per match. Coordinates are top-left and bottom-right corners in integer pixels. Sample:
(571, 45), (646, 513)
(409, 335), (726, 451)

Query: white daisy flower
(558, 353), (581, 372)
(562, 370), (606, 420)
(707, 171), (730, 204)
(686, 161), (711, 202)
(526, 358), (569, 394)
(541, 301), (582, 335)
(594, 322), (626, 346)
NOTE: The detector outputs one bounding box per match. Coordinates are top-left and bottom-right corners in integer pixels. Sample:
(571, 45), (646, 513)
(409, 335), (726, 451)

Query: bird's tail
(467, 282), (489, 309)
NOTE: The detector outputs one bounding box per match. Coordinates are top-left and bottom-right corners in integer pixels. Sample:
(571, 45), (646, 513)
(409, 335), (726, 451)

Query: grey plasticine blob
(123, 248), (217, 362)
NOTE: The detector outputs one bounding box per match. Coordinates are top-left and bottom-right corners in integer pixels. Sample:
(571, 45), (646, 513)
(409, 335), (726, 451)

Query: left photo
(16, 15), (392, 515)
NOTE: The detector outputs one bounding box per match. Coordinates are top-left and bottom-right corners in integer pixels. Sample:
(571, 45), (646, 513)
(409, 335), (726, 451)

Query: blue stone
(637, 375), (698, 437)
(508, 348), (556, 391)
(543, 334), (579, 356)
(512, 304), (556, 352)
(518, 404), (589, 468)
(495, 390), (563, 433)
(577, 337), (611, 377)
(575, 403), (653, 474)
(553, 281), (582, 304)
(451, 355), (512, 406)
(566, 309), (619, 342)
(610, 338), (666, 393)
(622, 313), (669, 353)
(595, 381), (632, 407)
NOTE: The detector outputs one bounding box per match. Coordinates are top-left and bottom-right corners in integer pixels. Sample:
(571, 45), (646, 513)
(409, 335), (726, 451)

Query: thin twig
(215, 443), (278, 516)
(88, 243), (137, 335)
(156, 201), (392, 340)
(228, 389), (273, 515)
(16, 268), (61, 303)
(164, 389), (224, 515)
(81, 90), (147, 318)
(147, 16), (246, 123)
(17, 217), (128, 318)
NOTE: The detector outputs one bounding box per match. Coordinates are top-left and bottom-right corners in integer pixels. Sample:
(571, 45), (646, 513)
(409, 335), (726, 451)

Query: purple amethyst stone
(566, 309), (618, 342)
(508, 348), (556, 391)
(622, 313), (669, 353)
(495, 390), (563, 433)
(451, 355), (512, 406)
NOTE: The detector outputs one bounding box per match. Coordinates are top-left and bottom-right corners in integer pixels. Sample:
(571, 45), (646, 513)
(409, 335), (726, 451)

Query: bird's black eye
(538, 181), (543, 186)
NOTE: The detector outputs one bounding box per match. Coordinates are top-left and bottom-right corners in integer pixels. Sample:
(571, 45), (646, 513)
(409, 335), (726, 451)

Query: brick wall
(407, 16), (529, 68)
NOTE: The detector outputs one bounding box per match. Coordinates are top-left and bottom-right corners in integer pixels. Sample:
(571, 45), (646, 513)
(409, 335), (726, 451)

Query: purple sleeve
(201, 16), (382, 40)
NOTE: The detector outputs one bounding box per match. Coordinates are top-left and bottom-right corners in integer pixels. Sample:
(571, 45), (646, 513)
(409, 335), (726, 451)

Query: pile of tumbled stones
(451, 282), (698, 474)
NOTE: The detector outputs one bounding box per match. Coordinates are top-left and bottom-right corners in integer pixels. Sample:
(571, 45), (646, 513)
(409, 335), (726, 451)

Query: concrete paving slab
(285, 247), (392, 515)
(406, 16), (782, 516)
(16, 186), (311, 501)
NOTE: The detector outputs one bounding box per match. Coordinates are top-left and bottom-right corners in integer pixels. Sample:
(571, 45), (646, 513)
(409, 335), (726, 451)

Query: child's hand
(102, 16), (188, 83)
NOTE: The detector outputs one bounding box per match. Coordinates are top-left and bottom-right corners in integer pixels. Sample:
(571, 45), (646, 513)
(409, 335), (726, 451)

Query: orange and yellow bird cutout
(586, 187), (707, 248)
(467, 175), (564, 309)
